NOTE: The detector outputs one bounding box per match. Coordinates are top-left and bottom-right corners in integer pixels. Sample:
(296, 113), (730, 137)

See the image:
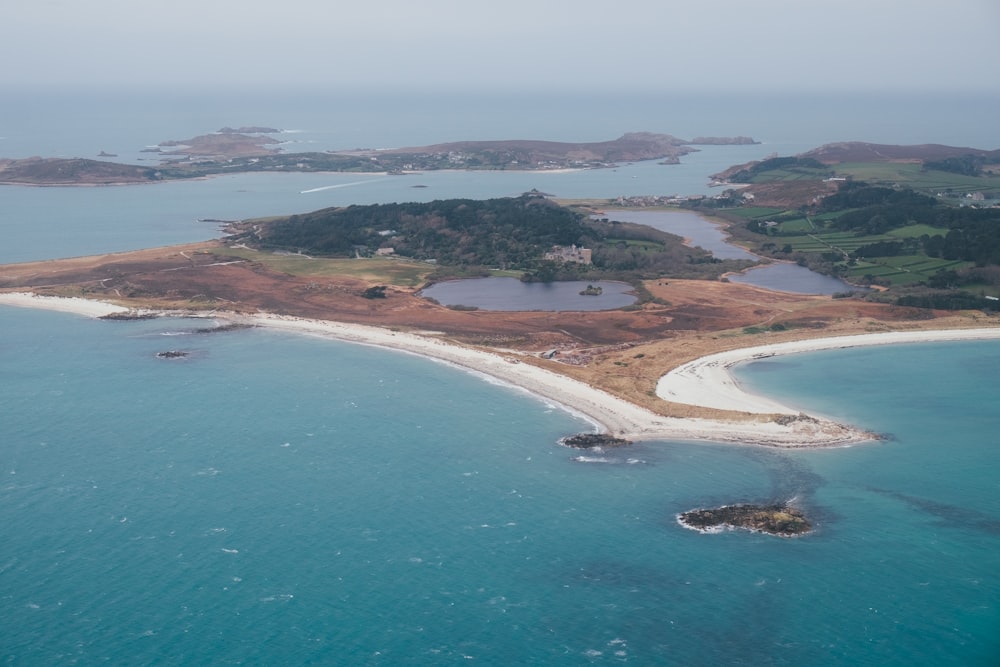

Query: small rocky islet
(559, 433), (632, 449)
(678, 503), (812, 537)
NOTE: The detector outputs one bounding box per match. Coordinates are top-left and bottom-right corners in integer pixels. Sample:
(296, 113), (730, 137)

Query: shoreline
(4, 291), (997, 447)
(656, 328), (1000, 414)
(0, 165), (593, 189)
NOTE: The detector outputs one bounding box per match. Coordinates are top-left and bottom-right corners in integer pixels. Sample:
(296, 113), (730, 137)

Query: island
(0, 130), (758, 185)
(678, 503), (812, 537)
(1, 137), (999, 450)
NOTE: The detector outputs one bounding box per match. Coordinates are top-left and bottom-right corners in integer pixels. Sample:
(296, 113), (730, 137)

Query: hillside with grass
(705, 147), (1000, 310)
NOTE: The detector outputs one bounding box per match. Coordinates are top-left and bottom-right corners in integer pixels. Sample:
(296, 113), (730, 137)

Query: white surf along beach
(6, 291), (999, 448)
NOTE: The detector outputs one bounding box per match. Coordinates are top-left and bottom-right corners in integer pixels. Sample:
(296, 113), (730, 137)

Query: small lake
(728, 262), (860, 294)
(419, 277), (637, 311)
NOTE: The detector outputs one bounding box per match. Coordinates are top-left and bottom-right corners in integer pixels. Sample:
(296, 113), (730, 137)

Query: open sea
(2, 89), (999, 665)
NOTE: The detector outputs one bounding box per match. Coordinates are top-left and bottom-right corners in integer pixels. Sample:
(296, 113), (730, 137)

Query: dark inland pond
(727, 261), (859, 294)
(419, 278), (637, 311)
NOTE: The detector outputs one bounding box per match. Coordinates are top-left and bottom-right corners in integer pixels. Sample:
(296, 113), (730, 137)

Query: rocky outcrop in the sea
(99, 311), (160, 320)
(678, 503), (811, 537)
(190, 323), (254, 334)
(156, 350), (189, 359)
(560, 433), (632, 449)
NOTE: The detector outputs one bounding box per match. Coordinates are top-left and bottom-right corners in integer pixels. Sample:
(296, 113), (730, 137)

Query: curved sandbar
(237, 313), (875, 447)
(657, 328), (1000, 414)
(0, 292), (890, 447)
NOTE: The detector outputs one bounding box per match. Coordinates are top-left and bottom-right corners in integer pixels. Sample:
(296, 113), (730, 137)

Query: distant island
(0, 130), (757, 185)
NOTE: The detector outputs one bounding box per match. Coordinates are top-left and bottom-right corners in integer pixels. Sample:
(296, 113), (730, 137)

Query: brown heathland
(4, 242), (992, 421)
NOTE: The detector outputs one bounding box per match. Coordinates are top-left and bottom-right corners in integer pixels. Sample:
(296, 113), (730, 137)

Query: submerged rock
(99, 311), (160, 321)
(190, 322), (254, 334)
(560, 433), (632, 449)
(678, 503), (811, 537)
(156, 350), (189, 359)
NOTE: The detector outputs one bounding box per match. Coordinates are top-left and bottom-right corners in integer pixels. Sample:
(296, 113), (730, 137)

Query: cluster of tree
(253, 195), (592, 267)
(923, 154), (1000, 177)
(725, 156), (828, 183)
(851, 240), (907, 258)
(896, 291), (997, 311)
(819, 182), (937, 213)
(243, 195), (743, 281)
(922, 215), (1000, 265)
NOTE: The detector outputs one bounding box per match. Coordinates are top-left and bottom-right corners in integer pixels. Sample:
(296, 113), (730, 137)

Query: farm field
(830, 162), (1000, 198)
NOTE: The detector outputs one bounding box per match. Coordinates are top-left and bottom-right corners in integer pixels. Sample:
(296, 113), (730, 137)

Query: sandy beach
(0, 292), (131, 317)
(4, 291), (999, 447)
(656, 328), (1000, 414)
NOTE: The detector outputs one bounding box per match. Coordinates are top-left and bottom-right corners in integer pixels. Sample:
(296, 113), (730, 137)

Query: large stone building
(544, 244), (592, 265)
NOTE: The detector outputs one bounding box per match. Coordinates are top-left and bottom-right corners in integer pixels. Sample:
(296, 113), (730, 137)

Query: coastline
(5, 291), (997, 448)
(656, 328), (1000, 414)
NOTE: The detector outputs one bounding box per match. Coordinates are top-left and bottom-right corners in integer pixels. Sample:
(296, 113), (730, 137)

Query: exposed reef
(99, 311), (160, 321)
(678, 503), (812, 537)
(560, 433), (632, 449)
(190, 322), (255, 334)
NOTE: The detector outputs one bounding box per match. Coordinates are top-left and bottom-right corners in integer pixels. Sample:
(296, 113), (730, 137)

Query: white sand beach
(4, 291), (999, 447)
(0, 292), (130, 317)
(656, 329), (1000, 414)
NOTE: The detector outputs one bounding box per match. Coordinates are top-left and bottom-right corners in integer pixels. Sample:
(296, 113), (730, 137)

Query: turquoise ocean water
(2, 90), (999, 664)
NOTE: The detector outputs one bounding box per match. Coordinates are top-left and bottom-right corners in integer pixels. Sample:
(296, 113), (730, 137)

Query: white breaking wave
(300, 179), (382, 194)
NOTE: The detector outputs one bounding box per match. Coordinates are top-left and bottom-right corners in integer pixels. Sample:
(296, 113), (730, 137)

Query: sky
(3, 0), (998, 93)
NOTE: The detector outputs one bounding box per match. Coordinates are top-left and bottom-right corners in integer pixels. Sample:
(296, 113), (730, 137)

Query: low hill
(232, 194), (752, 281)
(800, 142), (1000, 164)
(362, 132), (758, 168)
(0, 157), (162, 185)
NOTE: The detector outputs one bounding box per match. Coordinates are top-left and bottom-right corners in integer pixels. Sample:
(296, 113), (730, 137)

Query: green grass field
(729, 158), (997, 290)
(214, 247), (434, 286)
(831, 162), (1000, 197)
(843, 255), (971, 286)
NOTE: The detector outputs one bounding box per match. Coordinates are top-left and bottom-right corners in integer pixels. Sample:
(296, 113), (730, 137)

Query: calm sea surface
(1, 89), (998, 665)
